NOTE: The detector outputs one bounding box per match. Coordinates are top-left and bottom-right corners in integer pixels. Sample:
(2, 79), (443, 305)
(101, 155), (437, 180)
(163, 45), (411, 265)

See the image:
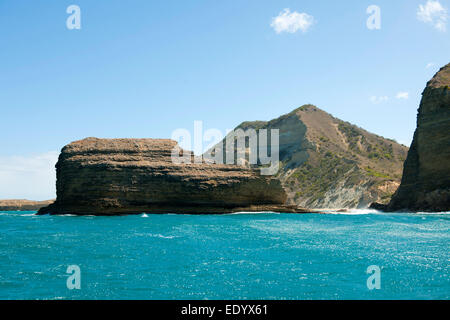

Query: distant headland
(0, 199), (54, 212)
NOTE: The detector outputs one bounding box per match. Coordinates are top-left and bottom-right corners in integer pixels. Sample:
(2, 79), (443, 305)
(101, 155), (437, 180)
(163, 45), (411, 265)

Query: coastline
(36, 203), (317, 216)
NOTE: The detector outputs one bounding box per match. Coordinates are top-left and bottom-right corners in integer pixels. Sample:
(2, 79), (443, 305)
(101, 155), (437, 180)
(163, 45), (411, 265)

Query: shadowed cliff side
(37, 138), (309, 215)
(372, 63), (450, 212)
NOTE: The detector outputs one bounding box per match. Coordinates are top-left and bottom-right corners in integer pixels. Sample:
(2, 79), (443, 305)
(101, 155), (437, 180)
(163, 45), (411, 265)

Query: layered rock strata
(37, 138), (308, 215)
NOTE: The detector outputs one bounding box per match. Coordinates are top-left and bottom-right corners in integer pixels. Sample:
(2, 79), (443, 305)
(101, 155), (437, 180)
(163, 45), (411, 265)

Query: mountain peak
(213, 105), (408, 209)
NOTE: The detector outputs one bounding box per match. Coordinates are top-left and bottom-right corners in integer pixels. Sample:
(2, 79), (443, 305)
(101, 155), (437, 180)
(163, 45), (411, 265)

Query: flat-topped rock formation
(0, 199), (54, 211)
(373, 63), (450, 212)
(38, 138), (309, 215)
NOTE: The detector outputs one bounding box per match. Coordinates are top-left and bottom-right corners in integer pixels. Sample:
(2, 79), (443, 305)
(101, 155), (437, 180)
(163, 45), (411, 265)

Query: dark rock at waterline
(368, 202), (388, 211)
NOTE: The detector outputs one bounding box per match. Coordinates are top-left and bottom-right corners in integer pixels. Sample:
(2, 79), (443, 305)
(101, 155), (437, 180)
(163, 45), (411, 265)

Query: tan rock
(38, 138), (308, 215)
(0, 199), (54, 211)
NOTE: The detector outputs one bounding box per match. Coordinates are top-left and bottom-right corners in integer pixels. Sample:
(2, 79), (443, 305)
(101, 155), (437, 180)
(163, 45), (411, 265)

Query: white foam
(416, 211), (450, 215)
(155, 234), (176, 239)
(136, 232), (177, 239)
(323, 208), (381, 215)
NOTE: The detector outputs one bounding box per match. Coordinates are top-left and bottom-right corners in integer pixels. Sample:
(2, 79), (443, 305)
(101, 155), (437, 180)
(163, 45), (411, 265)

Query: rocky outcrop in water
(374, 63), (450, 212)
(208, 105), (408, 209)
(37, 138), (308, 215)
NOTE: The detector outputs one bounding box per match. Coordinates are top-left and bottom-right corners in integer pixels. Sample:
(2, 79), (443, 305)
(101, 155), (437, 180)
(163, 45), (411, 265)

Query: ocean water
(0, 210), (448, 300)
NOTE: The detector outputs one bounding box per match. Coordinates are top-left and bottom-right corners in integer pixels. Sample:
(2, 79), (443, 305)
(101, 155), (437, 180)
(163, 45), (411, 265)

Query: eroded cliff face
(38, 138), (305, 215)
(386, 63), (450, 212)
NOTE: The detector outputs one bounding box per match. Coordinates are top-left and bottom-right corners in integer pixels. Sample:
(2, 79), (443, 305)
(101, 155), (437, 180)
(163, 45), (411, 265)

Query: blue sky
(0, 0), (449, 199)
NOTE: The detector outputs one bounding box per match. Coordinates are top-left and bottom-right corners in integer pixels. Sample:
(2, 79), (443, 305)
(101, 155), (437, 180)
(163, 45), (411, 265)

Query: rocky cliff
(379, 63), (450, 212)
(37, 138), (308, 215)
(0, 199), (54, 211)
(208, 105), (409, 209)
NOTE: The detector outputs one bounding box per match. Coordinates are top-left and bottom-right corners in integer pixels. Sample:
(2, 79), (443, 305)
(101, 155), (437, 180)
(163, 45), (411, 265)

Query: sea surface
(0, 209), (448, 300)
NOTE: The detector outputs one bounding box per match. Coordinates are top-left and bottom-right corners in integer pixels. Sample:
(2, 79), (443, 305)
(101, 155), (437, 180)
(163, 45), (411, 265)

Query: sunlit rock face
(210, 105), (408, 209)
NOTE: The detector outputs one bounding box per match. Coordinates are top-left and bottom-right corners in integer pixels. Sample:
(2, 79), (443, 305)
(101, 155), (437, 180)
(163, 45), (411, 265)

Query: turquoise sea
(0, 210), (448, 300)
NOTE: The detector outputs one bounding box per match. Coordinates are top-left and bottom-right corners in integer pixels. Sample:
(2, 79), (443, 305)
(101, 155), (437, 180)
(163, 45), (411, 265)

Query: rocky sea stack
(37, 138), (308, 215)
(373, 63), (450, 212)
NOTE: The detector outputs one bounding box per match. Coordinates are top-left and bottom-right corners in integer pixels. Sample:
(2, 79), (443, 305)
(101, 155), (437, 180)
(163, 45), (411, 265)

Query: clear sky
(0, 0), (449, 200)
